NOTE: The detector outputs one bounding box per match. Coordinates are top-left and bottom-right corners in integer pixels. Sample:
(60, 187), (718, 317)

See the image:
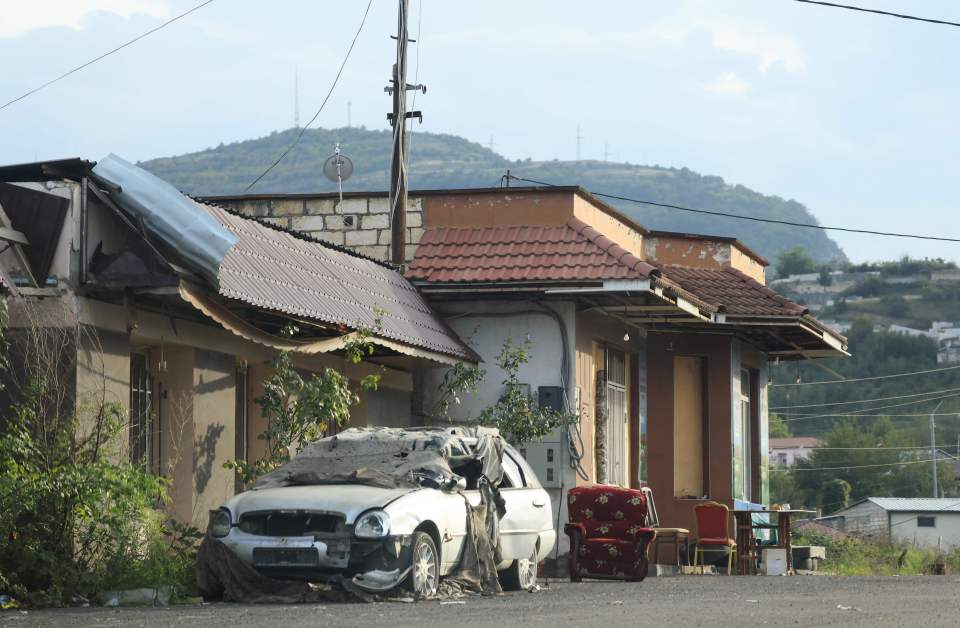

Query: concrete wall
(192, 349), (237, 528)
(890, 512), (960, 550)
(837, 501), (889, 537)
(211, 195), (425, 263)
(643, 235), (766, 284)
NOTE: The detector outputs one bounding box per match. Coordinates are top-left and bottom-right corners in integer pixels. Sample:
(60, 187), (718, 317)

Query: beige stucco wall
(572, 195), (644, 260)
(158, 344), (196, 524)
(644, 235), (767, 284)
(192, 349), (236, 528)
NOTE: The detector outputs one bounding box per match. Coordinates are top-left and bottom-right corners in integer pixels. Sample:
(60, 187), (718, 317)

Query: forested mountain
(140, 126), (846, 264)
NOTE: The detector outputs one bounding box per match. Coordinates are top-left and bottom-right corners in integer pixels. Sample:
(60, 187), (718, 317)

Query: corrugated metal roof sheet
(867, 498), (960, 513)
(199, 202), (476, 362)
(405, 218), (656, 283)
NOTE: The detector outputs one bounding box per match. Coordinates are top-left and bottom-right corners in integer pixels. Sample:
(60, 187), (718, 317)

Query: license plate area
(253, 547), (320, 567)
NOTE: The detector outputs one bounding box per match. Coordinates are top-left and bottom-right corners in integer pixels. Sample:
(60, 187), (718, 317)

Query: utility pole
(604, 142), (609, 162)
(347, 100), (352, 128)
(931, 400), (944, 498)
(386, 0), (424, 265)
(576, 125), (582, 161)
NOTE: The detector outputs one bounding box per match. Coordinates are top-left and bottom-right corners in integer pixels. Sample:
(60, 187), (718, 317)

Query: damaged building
(208, 186), (848, 542)
(0, 156), (477, 528)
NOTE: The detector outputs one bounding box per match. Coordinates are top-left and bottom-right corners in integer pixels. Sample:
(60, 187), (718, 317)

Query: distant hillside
(140, 126), (846, 263)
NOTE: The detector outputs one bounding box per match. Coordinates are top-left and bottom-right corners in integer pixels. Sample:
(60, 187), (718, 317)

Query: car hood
(224, 484), (421, 523)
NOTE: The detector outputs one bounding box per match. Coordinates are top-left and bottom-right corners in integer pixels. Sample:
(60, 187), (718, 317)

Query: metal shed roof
(866, 498), (960, 513)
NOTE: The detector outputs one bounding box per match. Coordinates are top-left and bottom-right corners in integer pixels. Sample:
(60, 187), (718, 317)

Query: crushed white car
(202, 427), (556, 598)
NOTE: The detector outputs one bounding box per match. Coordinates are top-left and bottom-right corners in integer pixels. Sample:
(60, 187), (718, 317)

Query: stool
(652, 527), (690, 567)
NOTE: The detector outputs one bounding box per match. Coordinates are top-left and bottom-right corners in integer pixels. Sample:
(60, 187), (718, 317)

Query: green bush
(795, 530), (945, 576)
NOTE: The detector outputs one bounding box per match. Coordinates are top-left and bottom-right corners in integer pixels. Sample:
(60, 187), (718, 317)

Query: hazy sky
(1, 0), (958, 263)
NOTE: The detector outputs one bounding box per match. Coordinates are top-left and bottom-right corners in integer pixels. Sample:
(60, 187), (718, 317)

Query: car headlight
(208, 508), (232, 538)
(354, 510), (390, 539)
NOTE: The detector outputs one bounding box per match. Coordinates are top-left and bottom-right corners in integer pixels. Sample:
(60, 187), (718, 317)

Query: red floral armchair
(564, 485), (657, 582)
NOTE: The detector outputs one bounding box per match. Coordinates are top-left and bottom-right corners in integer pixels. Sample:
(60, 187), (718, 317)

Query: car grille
(238, 511), (344, 537)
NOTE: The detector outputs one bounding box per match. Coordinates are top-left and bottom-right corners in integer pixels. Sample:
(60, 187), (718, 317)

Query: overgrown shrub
(795, 530), (946, 576)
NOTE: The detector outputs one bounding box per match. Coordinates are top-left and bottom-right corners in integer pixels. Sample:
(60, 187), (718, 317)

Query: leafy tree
(225, 324), (382, 487)
(817, 268), (833, 288)
(478, 337), (576, 446)
(775, 247), (817, 278)
(769, 413), (791, 438)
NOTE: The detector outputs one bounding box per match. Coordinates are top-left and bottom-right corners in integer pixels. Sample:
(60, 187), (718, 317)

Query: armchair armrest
(564, 522), (586, 540)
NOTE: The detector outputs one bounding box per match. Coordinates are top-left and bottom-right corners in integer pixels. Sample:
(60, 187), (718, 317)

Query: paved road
(4, 576), (960, 628)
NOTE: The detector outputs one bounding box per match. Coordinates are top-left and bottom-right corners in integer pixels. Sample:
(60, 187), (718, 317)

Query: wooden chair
(693, 501), (737, 575)
(641, 487), (690, 567)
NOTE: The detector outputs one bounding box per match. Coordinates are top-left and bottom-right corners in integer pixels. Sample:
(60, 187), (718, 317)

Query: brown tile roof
(405, 217), (657, 283)
(655, 264), (808, 317)
(200, 202), (476, 362)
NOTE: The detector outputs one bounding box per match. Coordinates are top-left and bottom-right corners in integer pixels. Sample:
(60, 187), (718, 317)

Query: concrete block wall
(237, 195), (424, 263)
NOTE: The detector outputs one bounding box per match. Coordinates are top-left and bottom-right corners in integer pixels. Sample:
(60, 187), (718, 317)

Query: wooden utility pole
(387, 0), (425, 266)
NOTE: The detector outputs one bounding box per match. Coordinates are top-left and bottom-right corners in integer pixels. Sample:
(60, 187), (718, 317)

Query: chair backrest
(568, 485), (648, 525)
(640, 487), (660, 527)
(693, 501), (730, 539)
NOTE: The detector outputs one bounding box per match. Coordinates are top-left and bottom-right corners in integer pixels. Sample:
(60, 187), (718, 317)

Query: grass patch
(795, 530), (958, 576)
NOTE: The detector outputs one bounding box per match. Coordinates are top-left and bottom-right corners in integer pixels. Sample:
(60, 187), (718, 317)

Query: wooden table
(730, 509), (815, 575)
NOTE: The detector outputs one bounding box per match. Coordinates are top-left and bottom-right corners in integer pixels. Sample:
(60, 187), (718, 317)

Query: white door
(605, 348), (628, 486)
(497, 450), (547, 561)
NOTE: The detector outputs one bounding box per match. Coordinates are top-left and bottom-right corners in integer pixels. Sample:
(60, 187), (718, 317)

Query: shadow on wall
(194, 423), (225, 494)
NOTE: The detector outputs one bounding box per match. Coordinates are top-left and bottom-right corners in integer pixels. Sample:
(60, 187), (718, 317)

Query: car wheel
(403, 531), (439, 599)
(499, 545), (538, 591)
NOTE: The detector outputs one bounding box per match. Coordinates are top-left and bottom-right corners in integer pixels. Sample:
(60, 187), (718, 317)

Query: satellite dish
(324, 144), (353, 206)
(323, 148), (354, 183)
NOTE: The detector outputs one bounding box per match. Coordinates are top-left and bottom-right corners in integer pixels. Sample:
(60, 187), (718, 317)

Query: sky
(0, 0), (958, 264)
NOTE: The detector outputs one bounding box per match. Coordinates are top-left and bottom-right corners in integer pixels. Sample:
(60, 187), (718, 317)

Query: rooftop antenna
(294, 67), (300, 129)
(323, 143), (354, 207)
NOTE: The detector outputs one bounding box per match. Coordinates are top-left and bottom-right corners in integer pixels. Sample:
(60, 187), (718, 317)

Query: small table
(729, 509), (815, 575)
(652, 527), (690, 567)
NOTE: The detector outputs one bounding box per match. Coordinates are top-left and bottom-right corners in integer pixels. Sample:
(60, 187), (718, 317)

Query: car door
(497, 449), (548, 561)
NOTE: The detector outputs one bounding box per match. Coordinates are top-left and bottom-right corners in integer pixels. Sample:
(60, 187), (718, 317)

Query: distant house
(769, 437), (819, 467)
(818, 498), (960, 549)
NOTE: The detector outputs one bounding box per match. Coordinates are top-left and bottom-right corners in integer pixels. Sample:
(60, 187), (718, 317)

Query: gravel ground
(3, 576), (960, 628)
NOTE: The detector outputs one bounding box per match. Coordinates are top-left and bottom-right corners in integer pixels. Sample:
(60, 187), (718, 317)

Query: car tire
(403, 531), (440, 599)
(499, 545), (538, 591)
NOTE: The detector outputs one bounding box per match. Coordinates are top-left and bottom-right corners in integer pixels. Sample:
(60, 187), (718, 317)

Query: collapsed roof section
(0, 156), (477, 366)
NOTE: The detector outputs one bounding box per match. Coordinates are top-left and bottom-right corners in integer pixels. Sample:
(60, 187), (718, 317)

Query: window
(778, 453), (788, 466)
(500, 453), (524, 489)
(734, 369), (753, 502)
(129, 353), (153, 467)
(917, 516), (936, 528)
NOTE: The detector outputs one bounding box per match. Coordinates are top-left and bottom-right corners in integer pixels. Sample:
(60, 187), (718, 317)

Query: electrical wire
(781, 392), (960, 422)
(771, 386), (960, 410)
(1, 0), (215, 112)
(789, 457), (938, 472)
(502, 173), (960, 243)
(793, 0), (960, 28)
(771, 363), (960, 387)
(245, 0), (373, 192)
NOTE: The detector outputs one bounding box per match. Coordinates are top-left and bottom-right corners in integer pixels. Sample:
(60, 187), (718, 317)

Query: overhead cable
(770, 386), (960, 410)
(501, 173), (960, 243)
(788, 457), (938, 471)
(781, 392), (960, 422)
(245, 0), (373, 192)
(771, 363), (960, 387)
(793, 0), (960, 28)
(1, 0), (215, 112)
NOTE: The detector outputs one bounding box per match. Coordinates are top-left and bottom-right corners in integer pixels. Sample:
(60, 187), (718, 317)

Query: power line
(809, 445), (959, 451)
(1, 0), (215, 112)
(793, 1), (960, 28)
(772, 364), (960, 387)
(771, 386), (960, 410)
(781, 412), (960, 418)
(781, 392), (960, 422)
(789, 457), (938, 472)
(245, 0), (373, 192)
(502, 173), (960, 243)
